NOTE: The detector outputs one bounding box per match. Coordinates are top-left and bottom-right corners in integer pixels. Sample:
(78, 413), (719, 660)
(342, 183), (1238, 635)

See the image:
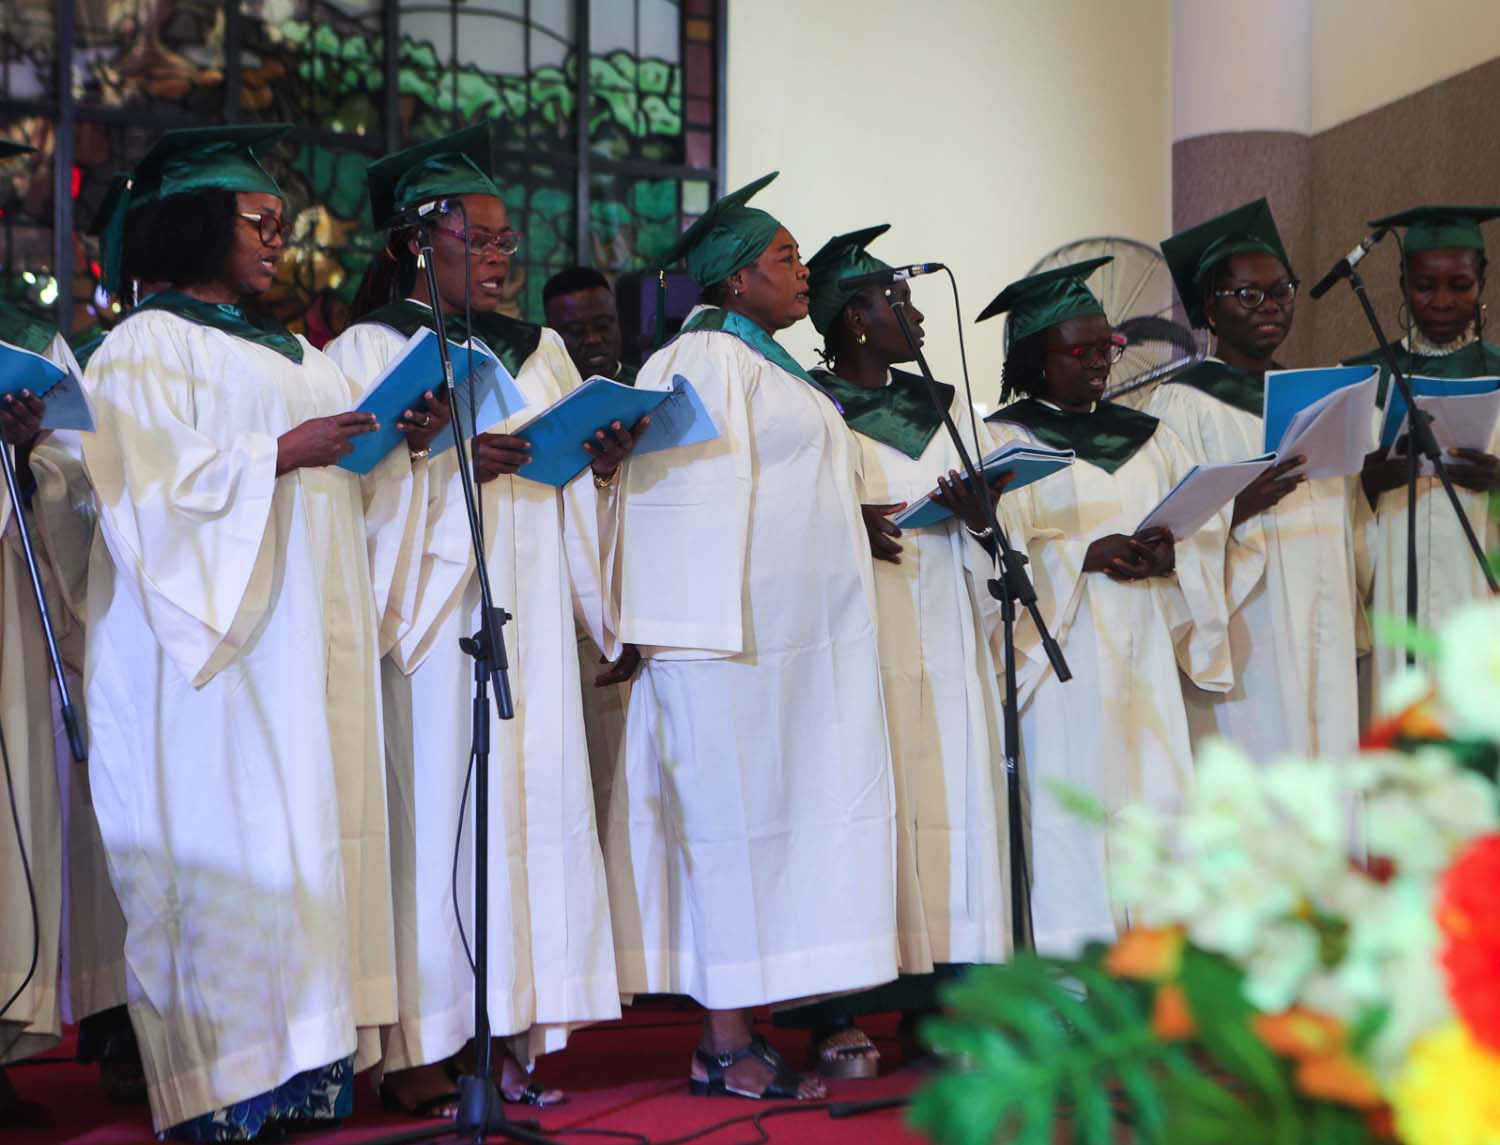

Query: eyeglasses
(432, 224), (523, 256)
(1212, 281), (1299, 310)
(239, 211), (293, 245)
(1058, 332), (1127, 367)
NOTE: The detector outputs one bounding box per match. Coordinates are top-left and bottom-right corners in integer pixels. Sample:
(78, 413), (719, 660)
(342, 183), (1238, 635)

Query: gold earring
(857, 332), (867, 345)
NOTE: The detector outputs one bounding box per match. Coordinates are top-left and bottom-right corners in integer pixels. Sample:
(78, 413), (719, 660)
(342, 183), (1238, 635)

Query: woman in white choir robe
(326, 126), (631, 1118)
(1150, 199), (1363, 761)
(598, 173), (898, 1102)
(980, 258), (1233, 957)
(81, 125), (410, 1141)
(1344, 206), (1500, 703)
(768, 225), (1010, 1078)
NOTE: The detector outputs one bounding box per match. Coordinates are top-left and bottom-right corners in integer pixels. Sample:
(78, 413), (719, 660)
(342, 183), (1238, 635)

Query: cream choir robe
(1343, 342), (1500, 702)
(813, 370), (1010, 969)
(323, 318), (619, 1072)
(26, 422), (131, 1033)
(0, 332), (117, 1063)
(81, 311), (396, 1131)
(1147, 367), (1365, 761)
(988, 405), (1232, 956)
(598, 311), (899, 1008)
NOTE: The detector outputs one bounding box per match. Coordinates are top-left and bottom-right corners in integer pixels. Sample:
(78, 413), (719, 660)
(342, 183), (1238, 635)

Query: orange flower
(1151, 983), (1195, 1040)
(1360, 697), (1445, 749)
(1295, 1051), (1384, 1111)
(1253, 1007), (1383, 1111)
(1253, 1007), (1344, 1059)
(1105, 926), (1183, 981)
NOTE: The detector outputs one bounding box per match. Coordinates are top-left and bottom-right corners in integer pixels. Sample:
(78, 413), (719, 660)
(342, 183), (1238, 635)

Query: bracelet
(408, 447), (431, 462)
(592, 466), (619, 490)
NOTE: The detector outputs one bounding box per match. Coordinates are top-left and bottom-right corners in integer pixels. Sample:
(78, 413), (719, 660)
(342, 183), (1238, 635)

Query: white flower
(1241, 920), (1321, 1013)
(1436, 600), (1500, 739)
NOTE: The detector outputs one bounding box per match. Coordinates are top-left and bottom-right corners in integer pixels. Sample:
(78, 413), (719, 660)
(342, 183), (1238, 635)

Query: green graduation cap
(977, 256), (1111, 344)
(100, 124), (291, 294)
(657, 172), (783, 287)
(1161, 198), (1291, 328)
(366, 124), (502, 230)
(806, 224), (891, 337)
(1368, 204), (1500, 254)
(88, 173), (130, 238)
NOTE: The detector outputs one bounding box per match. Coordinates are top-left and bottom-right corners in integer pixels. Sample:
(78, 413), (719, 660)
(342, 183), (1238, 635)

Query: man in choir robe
(1344, 206), (1500, 700)
(542, 265), (637, 830)
(983, 259), (1232, 954)
(598, 174), (898, 1101)
(1151, 199), (1364, 761)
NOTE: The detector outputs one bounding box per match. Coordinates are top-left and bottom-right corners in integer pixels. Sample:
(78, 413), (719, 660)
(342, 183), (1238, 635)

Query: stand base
(359, 1073), (550, 1145)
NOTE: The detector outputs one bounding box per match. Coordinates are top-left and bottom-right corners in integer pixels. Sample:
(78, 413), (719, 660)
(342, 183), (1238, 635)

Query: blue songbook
(0, 339), (93, 431)
(513, 373), (719, 488)
(1379, 374), (1500, 450)
(437, 342), (528, 450)
(1262, 365), (1377, 453)
(338, 328), (519, 475)
(891, 441), (1074, 529)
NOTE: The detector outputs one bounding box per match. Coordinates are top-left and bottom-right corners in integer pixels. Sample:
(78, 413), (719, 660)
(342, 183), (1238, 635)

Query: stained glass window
(0, 0), (724, 341)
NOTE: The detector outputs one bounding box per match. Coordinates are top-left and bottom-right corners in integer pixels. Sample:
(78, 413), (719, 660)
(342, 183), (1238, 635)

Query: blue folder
(0, 339), (92, 430)
(1261, 365), (1377, 453)
(1379, 374), (1500, 450)
(513, 374), (718, 487)
(892, 445), (1074, 529)
(338, 328), (514, 475)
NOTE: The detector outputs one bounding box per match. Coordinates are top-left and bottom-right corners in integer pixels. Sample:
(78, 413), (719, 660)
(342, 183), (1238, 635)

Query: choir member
(1151, 200), (1363, 759)
(81, 125), (399, 1140)
(983, 259), (1231, 955)
(327, 125), (632, 1115)
(598, 174), (898, 1101)
(1344, 206), (1500, 697)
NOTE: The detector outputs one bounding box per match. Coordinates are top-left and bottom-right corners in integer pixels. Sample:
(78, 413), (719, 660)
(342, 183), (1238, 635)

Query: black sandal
(689, 1035), (810, 1100)
(501, 1082), (565, 1107)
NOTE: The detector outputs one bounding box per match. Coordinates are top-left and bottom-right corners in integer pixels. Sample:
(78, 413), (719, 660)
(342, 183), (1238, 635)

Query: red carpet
(7, 1003), (930, 1145)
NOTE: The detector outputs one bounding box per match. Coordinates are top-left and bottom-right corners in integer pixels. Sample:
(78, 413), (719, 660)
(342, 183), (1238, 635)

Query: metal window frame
(7, 0), (726, 335)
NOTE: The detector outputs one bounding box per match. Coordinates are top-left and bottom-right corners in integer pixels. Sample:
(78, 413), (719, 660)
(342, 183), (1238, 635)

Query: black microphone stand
(364, 222), (549, 1145)
(1335, 266), (1499, 665)
(885, 291), (1073, 953)
(0, 437), (85, 764)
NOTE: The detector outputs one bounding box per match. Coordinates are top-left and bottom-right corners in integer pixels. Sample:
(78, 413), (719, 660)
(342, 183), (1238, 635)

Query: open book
(1262, 365), (1380, 479)
(1379, 375), (1500, 474)
(1135, 454), (1275, 538)
(0, 338), (93, 431)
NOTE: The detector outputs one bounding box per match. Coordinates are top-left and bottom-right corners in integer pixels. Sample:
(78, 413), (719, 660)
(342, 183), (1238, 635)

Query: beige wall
(724, 0), (1172, 402)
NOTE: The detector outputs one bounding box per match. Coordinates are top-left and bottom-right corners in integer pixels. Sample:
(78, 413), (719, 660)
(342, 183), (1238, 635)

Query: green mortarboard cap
(805, 224), (891, 337)
(367, 124), (502, 229)
(130, 123), (290, 204)
(0, 141), (36, 160)
(101, 125), (291, 294)
(1368, 204), (1500, 254)
(977, 256), (1112, 344)
(657, 172), (783, 287)
(1161, 198), (1291, 328)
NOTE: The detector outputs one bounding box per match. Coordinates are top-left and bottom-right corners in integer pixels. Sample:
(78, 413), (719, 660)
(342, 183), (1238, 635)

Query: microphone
(382, 197), (453, 229)
(1309, 227), (1390, 300)
(838, 262), (946, 291)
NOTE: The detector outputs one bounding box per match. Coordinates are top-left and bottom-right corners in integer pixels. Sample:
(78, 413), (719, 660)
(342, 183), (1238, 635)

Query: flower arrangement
(911, 602), (1500, 1145)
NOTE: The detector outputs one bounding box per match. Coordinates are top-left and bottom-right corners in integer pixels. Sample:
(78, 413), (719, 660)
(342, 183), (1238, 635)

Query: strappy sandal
(689, 1034), (814, 1100)
(810, 1026), (880, 1080)
(377, 1066), (462, 1121)
(500, 1082), (565, 1107)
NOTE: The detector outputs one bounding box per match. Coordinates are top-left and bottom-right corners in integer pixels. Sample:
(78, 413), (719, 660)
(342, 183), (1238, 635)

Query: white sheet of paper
(38, 369), (95, 431)
(1274, 371), (1379, 479)
(1385, 390), (1500, 475)
(1135, 454), (1276, 538)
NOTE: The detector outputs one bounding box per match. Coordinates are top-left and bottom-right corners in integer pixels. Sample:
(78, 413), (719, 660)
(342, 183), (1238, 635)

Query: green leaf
(1369, 609), (1440, 661)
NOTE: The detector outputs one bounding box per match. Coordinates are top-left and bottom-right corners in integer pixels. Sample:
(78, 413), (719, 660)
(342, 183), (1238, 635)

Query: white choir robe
(25, 422), (131, 1030)
(322, 321), (620, 1072)
(598, 315), (899, 1009)
(0, 334), (103, 1063)
(846, 395), (1010, 969)
(988, 415), (1232, 956)
(81, 313), (396, 1131)
(1146, 380), (1365, 761)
